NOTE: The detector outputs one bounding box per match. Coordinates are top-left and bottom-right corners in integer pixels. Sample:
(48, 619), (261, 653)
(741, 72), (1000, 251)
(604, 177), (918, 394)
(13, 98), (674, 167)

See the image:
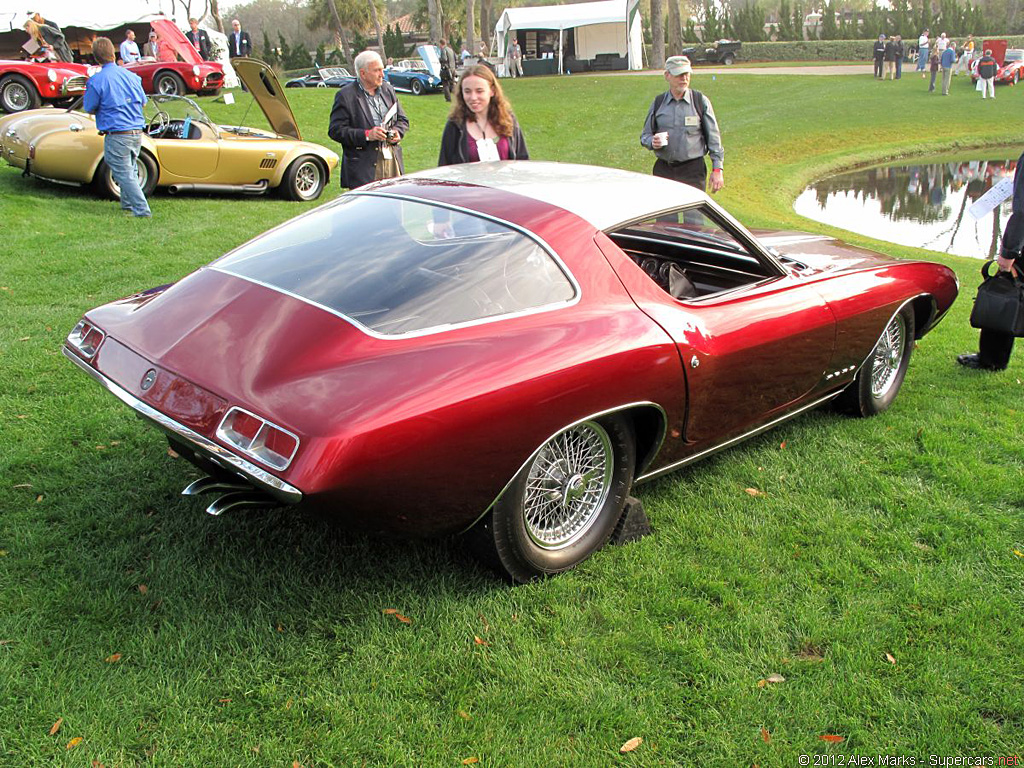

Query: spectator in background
(873, 34), (886, 79)
(82, 36), (151, 217)
(957, 34), (975, 74)
(894, 35), (904, 79)
(28, 11), (73, 62)
(917, 28), (929, 74)
(23, 20), (55, 60)
(640, 55), (724, 194)
(940, 41), (956, 94)
(976, 49), (997, 99)
(119, 29), (141, 63)
(227, 19), (251, 59)
(142, 31), (160, 59)
(185, 18), (211, 60)
(927, 47), (939, 92)
(935, 32), (948, 54)
(883, 35), (896, 80)
(506, 37), (523, 78)
(438, 38), (457, 102)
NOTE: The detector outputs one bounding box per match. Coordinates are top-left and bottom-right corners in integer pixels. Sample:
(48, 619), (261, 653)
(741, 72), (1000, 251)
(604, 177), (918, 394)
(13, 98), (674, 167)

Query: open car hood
(417, 44), (442, 80)
(232, 58), (301, 140)
(149, 18), (203, 66)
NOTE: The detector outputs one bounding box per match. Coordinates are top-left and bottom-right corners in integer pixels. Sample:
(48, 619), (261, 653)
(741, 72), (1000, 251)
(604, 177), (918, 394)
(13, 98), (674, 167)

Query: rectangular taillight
(66, 319), (105, 359)
(217, 407), (299, 470)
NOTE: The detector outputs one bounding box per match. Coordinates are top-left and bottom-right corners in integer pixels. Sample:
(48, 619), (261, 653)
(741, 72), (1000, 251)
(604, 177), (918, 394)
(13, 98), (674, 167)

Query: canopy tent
(493, 0), (643, 75)
(0, 1), (239, 87)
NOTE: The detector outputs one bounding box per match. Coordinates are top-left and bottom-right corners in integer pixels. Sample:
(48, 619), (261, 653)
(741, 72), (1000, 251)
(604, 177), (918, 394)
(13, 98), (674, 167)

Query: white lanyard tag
(476, 137), (500, 162)
(381, 144), (393, 160)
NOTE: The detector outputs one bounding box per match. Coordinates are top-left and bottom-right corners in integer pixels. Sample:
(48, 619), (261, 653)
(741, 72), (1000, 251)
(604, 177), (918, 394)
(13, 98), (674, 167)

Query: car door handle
(69, 124), (82, 132)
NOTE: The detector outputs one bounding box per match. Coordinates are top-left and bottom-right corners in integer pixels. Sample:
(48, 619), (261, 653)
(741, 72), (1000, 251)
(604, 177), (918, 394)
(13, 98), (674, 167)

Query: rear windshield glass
(212, 194), (576, 336)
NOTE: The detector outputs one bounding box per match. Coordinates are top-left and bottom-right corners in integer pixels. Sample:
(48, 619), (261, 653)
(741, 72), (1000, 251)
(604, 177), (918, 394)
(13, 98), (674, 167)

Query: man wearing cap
(142, 31), (160, 59)
(640, 55), (724, 194)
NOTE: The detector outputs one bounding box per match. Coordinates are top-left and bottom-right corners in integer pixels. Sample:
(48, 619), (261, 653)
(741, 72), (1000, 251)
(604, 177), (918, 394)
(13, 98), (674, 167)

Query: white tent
(493, 0), (643, 75)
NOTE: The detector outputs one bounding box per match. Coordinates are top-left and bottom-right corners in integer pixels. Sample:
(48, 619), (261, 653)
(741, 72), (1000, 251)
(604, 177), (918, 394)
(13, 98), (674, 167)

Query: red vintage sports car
(972, 47), (1024, 84)
(63, 162), (958, 581)
(124, 19), (223, 97)
(0, 59), (90, 113)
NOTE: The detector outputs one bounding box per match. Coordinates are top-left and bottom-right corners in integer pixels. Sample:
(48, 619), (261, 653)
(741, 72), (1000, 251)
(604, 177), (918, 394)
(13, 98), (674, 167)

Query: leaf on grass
(0, 639), (13, 645)
(13, 484), (31, 489)
(885, 652), (896, 665)
(474, 636), (490, 646)
(285, 698), (293, 710)
(1014, 549), (1024, 559)
(382, 608), (399, 615)
(462, 758), (479, 765)
(744, 488), (765, 497)
(395, 613), (412, 624)
(276, 623), (284, 633)
(110, 440), (121, 446)
(138, 584), (148, 595)
(105, 653), (122, 663)
(293, 762), (303, 768)
(620, 736), (642, 753)
(66, 737), (83, 750)
(819, 734), (845, 744)
(49, 718), (63, 736)
(166, 447), (179, 458)
(19, 336), (30, 341)
(36, 495), (44, 503)
(767, 673), (785, 683)
(478, 612), (490, 632)
(95, 445), (107, 450)
(458, 710), (471, 720)
(779, 441), (787, 449)
(0, 550), (7, 557)
(219, 698), (232, 704)
(760, 726), (771, 743)
(93, 761), (107, 768)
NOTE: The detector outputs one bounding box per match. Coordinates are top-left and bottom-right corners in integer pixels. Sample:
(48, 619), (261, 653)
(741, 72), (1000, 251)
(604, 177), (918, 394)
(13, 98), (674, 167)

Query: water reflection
(794, 157), (1017, 259)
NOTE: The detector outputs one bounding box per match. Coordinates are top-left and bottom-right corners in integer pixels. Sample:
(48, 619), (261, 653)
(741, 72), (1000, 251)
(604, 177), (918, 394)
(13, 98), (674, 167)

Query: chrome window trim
(636, 390), (841, 484)
(63, 347), (302, 504)
(209, 191), (581, 341)
(459, 401), (668, 535)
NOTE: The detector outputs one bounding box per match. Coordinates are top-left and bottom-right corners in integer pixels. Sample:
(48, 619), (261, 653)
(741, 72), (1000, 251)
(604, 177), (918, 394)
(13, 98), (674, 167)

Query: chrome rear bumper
(63, 346), (302, 504)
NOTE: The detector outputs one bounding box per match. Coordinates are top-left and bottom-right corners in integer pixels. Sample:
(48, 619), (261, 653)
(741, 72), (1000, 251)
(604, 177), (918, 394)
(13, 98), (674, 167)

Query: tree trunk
(367, 0), (385, 54)
(466, 0), (476, 56)
(666, 0), (682, 54)
(209, 0), (224, 33)
(479, 0), (491, 54)
(427, 0), (441, 43)
(337, 28), (355, 72)
(650, 0), (665, 69)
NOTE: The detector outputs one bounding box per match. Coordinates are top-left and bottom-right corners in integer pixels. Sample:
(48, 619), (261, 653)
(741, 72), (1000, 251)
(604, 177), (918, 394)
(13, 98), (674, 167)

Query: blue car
(285, 67), (356, 88)
(385, 47), (443, 95)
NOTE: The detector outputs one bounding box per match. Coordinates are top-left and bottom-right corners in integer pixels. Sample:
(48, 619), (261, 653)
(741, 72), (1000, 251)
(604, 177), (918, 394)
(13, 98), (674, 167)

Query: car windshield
(146, 94), (213, 126)
(319, 67), (351, 78)
(1005, 50), (1023, 62)
(211, 194), (576, 336)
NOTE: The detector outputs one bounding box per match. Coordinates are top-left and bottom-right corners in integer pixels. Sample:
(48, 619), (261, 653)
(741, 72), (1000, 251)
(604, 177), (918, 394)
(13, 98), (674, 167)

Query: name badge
(381, 144), (393, 160)
(684, 115), (700, 127)
(476, 138), (500, 162)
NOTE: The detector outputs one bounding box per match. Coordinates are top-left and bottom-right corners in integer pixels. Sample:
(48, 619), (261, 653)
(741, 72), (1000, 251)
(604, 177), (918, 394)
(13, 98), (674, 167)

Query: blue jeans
(917, 47), (928, 71)
(103, 132), (151, 216)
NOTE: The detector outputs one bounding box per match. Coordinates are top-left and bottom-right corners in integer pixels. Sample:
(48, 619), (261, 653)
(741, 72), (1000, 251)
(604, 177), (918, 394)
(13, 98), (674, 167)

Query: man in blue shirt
(940, 41), (956, 95)
(119, 29), (141, 63)
(83, 37), (151, 217)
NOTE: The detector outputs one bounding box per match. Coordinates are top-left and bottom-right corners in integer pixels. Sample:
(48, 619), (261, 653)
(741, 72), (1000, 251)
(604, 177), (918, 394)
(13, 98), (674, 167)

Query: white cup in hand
(653, 131), (669, 149)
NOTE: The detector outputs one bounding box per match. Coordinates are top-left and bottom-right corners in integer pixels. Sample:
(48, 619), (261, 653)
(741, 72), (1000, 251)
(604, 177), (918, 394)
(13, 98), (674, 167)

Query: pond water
(793, 155), (1018, 259)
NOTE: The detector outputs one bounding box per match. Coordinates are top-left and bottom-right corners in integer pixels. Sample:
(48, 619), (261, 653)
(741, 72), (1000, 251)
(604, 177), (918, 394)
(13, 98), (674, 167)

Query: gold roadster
(0, 59), (338, 202)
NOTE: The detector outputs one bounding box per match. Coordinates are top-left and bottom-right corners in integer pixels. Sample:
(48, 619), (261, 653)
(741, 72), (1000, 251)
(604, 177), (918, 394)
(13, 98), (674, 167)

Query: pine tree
(820, 0), (838, 39)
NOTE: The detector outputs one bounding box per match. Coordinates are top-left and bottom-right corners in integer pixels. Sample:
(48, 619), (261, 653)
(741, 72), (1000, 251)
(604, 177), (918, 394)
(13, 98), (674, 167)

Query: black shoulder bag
(969, 260), (1024, 336)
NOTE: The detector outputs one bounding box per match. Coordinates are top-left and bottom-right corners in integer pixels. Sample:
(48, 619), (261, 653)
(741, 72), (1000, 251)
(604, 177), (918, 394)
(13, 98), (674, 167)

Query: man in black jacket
(227, 19), (251, 59)
(958, 150), (1024, 370)
(327, 50), (409, 189)
(185, 18), (211, 60)
(873, 35), (886, 79)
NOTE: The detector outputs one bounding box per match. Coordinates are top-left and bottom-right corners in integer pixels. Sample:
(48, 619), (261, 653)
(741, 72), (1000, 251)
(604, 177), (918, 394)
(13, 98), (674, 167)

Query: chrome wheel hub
(296, 162), (319, 197)
(870, 314), (905, 398)
(5, 83), (29, 111)
(523, 421), (613, 550)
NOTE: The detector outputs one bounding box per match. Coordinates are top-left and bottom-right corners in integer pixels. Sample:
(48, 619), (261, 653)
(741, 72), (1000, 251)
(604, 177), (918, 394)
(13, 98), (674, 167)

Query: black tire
(93, 151), (159, 200)
(411, 78), (425, 95)
(0, 74), (41, 113)
(470, 414), (636, 582)
(836, 307), (915, 417)
(722, 53), (736, 65)
(154, 71), (186, 96)
(279, 156), (326, 201)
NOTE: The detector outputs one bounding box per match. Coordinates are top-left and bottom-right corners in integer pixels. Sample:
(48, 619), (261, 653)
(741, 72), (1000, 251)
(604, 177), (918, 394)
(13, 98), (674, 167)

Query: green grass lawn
(1, 71), (1023, 766)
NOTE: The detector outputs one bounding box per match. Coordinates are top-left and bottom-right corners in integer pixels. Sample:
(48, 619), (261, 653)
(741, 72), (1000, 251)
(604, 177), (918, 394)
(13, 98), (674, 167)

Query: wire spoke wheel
(522, 421), (613, 550)
(294, 160), (320, 198)
(869, 312), (906, 399)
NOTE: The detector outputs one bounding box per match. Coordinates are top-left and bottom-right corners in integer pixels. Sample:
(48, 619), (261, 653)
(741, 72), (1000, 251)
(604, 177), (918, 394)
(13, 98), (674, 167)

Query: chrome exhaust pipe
(182, 476), (253, 496)
(205, 491), (279, 517)
(167, 180), (269, 195)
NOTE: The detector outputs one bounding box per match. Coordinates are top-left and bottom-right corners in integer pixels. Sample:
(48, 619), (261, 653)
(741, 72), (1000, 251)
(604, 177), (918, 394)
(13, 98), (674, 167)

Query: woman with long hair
(437, 64), (528, 165)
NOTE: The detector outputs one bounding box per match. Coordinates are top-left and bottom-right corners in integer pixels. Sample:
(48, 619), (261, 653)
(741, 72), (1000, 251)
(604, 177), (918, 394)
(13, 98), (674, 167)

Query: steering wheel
(147, 110), (170, 137)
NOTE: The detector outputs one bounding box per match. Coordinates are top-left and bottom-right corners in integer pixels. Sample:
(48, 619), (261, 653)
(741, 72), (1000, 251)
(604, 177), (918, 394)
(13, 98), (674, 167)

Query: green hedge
(740, 35), (1024, 62)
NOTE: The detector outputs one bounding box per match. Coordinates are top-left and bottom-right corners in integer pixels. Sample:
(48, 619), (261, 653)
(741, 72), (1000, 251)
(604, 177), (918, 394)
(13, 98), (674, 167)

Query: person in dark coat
(185, 18), (211, 60)
(957, 150), (1024, 370)
(873, 35), (886, 79)
(227, 19), (251, 59)
(327, 50), (409, 189)
(29, 12), (74, 62)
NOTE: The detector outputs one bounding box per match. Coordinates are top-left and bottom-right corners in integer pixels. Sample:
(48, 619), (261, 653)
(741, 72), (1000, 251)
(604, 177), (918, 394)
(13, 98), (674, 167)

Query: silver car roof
(405, 161), (707, 231)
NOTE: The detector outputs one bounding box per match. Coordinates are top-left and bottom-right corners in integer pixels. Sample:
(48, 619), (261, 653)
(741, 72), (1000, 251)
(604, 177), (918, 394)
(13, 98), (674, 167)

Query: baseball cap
(665, 55), (692, 76)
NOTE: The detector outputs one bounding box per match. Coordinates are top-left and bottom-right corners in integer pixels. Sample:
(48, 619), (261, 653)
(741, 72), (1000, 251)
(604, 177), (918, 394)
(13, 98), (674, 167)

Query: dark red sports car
(64, 162), (958, 581)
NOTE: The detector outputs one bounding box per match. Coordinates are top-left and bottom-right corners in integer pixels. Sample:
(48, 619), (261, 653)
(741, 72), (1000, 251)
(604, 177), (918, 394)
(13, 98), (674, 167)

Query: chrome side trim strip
(635, 390), (841, 484)
(460, 401), (668, 534)
(62, 347), (302, 504)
